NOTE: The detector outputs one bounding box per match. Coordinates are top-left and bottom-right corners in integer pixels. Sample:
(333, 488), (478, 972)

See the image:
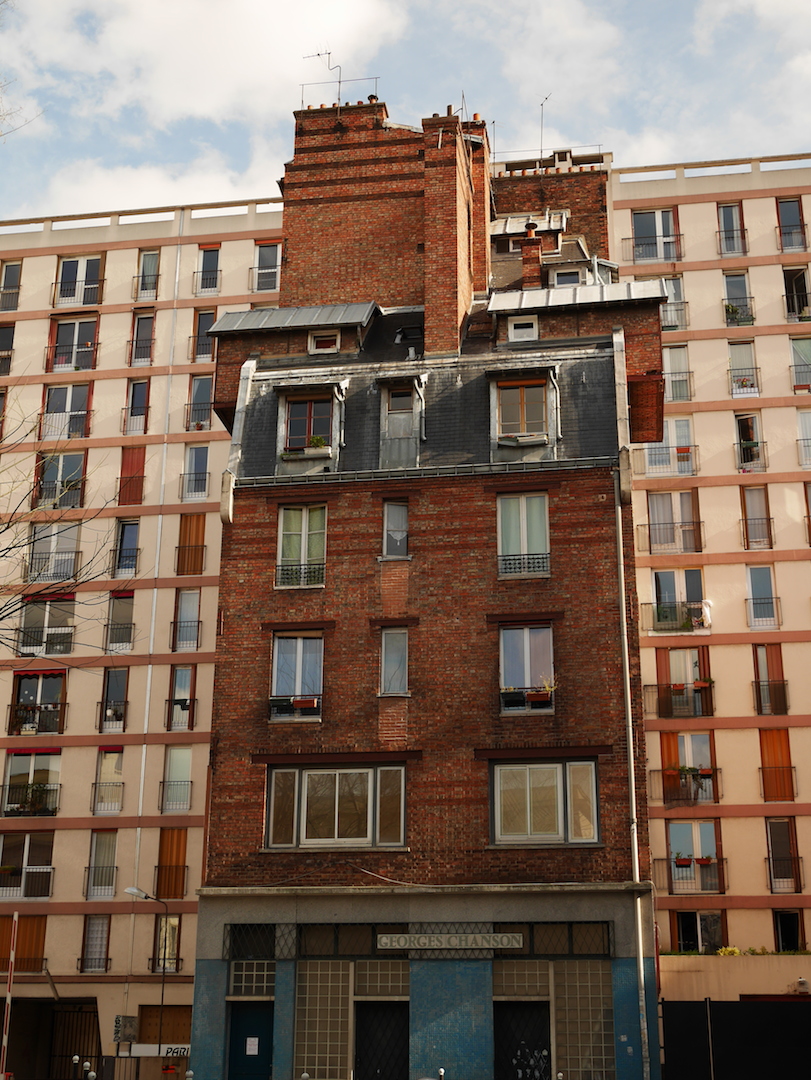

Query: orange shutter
(661, 732), (680, 802)
(156, 828), (187, 899)
(760, 729), (793, 801)
(0, 915), (46, 970)
(177, 515), (205, 575)
(119, 446), (146, 505)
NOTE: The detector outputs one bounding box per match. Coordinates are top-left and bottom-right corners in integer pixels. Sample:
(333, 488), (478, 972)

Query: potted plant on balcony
(303, 435), (331, 457)
(673, 852), (693, 867)
(525, 678), (556, 703)
(500, 687), (525, 709)
(695, 856), (713, 866)
(693, 678), (712, 689)
(291, 696), (319, 710)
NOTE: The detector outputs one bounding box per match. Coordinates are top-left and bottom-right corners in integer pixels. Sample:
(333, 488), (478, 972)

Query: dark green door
(354, 1001), (409, 1080)
(228, 1001), (273, 1080)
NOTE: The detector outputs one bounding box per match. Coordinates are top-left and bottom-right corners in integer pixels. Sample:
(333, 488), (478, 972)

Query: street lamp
(125, 885), (170, 1058)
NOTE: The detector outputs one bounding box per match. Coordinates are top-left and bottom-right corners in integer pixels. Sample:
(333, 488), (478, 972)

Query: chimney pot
(320, 104), (326, 109)
(357, 100), (363, 106)
(433, 113), (440, 118)
(473, 113), (481, 121)
(446, 105), (453, 116)
(368, 94), (378, 103)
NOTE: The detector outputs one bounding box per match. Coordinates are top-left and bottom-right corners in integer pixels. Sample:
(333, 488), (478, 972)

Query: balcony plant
(525, 677), (556, 703)
(673, 852), (693, 867)
(695, 856), (713, 866)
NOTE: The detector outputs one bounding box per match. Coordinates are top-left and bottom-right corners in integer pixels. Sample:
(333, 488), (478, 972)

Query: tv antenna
(539, 93), (552, 164)
(304, 51), (342, 102)
(301, 53), (380, 110)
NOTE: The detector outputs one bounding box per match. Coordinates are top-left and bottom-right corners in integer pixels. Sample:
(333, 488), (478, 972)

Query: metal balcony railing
(785, 294), (811, 322)
(759, 766), (797, 802)
(97, 700), (127, 732)
(7, 702), (66, 736)
(148, 956), (182, 973)
(166, 698), (196, 731)
(154, 864), (188, 899)
(127, 337), (154, 366)
(640, 600), (710, 632)
(275, 562), (326, 587)
(79, 956), (111, 973)
(622, 234), (684, 262)
(171, 621), (201, 652)
(735, 441), (767, 472)
(643, 683), (714, 719)
(117, 475), (145, 505)
(132, 273), (160, 300)
(499, 687), (555, 712)
(637, 521), (703, 554)
(268, 694), (322, 720)
(631, 445), (698, 477)
(791, 364), (811, 392)
(663, 370), (693, 402)
(175, 546), (206, 575)
(185, 402), (212, 430)
(250, 266), (280, 291)
(34, 480), (84, 509)
(104, 623), (134, 653)
(717, 229), (748, 256)
(1, 783), (60, 816)
(766, 856), (804, 893)
(777, 224), (808, 251)
(121, 406), (149, 435)
(179, 472), (209, 500)
(729, 368), (760, 397)
(192, 269), (221, 295)
(160, 780), (192, 812)
(0, 866), (54, 899)
(91, 782), (123, 814)
(497, 553), (551, 575)
(40, 410), (91, 439)
(188, 334), (216, 361)
(740, 517), (774, 550)
(797, 439), (811, 467)
(660, 301), (689, 331)
(44, 342), (98, 372)
(26, 550), (81, 582)
(723, 297), (755, 326)
(83, 865), (117, 899)
(110, 548), (140, 577)
(52, 278), (104, 306)
(753, 680), (789, 716)
(745, 596), (781, 628)
(16, 626), (74, 656)
(649, 768), (721, 806)
(0, 350), (11, 375)
(0, 286), (19, 311)
(654, 857), (727, 895)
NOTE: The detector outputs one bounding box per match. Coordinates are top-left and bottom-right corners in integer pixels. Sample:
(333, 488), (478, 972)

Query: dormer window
(507, 316), (538, 343)
(554, 270), (582, 287)
(308, 331), (340, 354)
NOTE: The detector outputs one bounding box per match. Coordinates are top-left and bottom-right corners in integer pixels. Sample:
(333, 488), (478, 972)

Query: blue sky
(1, 0), (810, 219)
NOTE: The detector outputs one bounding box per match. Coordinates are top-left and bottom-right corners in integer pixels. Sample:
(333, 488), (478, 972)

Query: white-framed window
(277, 506), (326, 587)
(507, 316), (538, 343)
(0, 324), (14, 373)
(12, 672), (65, 736)
(663, 345), (691, 403)
(718, 203), (746, 255)
(154, 913), (181, 972)
(94, 749), (123, 814)
(632, 208), (679, 262)
(651, 568), (707, 631)
(29, 524), (79, 582)
(724, 273), (753, 325)
(86, 830), (116, 898)
(383, 502), (408, 557)
(162, 747), (191, 812)
(124, 380), (149, 435)
(19, 596), (74, 656)
(56, 254), (102, 306)
(195, 248), (220, 295)
(81, 914), (111, 972)
(36, 452), (85, 508)
(494, 762), (597, 844)
(131, 313), (154, 365)
(798, 410), (811, 466)
(271, 634), (323, 700)
(168, 665), (195, 731)
(253, 244), (280, 291)
(182, 445), (209, 500)
(0, 832), (54, 898)
(3, 752), (60, 815)
(267, 765), (405, 847)
(647, 491), (700, 554)
(380, 628), (408, 695)
(729, 341), (757, 397)
(172, 588), (200, 651)
(497, 493), (549, 575)
(553, 269), (582, 287)
(51, 318), (97, 371)
(497, 380), (547, 439)
(1, 261), (21, 311)
(499, 625), (553, 710)
(192, 310), (216, 360)
(107, 593), (134, 653)
(741, 486), (772, 549)
(735, 412), (765, 472)
(660, 275), (687, 330)
(136, 251), (159, 300)
(308, 330), (340, 354)
(747, 565), (779, 627)
(42, 383), (89, 440)
(188, 375), (213, 430)
(380, 384), (420, 468)
(644, 418), (695, 477)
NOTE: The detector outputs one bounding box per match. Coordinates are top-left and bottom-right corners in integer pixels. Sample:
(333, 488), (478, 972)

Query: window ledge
(499, 709), (554, 717)
(260, 846), (411, 853)
(274, 584), (326, 591)
(281, 447), (333, 460)
(377, 555), (413, 562)
(377, 692), (411, 699)
(498, 572), (551, 581)
(487, 842), (604, 850)
(268, 718), (322, 724)
(498, 434), (549, 447)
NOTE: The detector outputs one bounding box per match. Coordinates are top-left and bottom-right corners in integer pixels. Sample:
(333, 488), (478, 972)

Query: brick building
(190, 101), (664, 1080)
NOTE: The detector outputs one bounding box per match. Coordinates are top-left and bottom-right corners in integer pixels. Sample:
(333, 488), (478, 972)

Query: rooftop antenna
(539, 93), (552, 166)
(304, 51), (342, 106)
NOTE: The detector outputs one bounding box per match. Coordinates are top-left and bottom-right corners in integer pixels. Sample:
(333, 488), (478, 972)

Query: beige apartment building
(0, 198), (281, 1079)
(611, 153), (811, 1003)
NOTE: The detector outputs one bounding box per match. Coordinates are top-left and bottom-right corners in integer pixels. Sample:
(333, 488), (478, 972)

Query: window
(662, 346), (691, 402)
(383, 502), (408, 557)
(195, 248), (220, 295)
(308, 330), (339, 354)
(10, 672), (65, 736)
(167, 666), (195, 731)
(187, 375), (212, 430)
(0, 262), (20, 311)
(632, 208), (680, 261)
(181, 445), (209, 500)
(270, 634), (323, 718)
(747, 565), (779, 627)
(494, 762), (597, 844)
(798, 409), (811, 466)
(0, 325), (13, 374)
(130, 313), (154, 365)
(497, 493), (549, 575)
(29, 524), (79, 582)
(153, 914), (181, 972)
(106, 593), (134, 653)
(42, 383), (90, 440)
(55, 254), (102, 306)
(553, 269), (582, 286)
(172, 589), (200, 651)
(276, 506), (326, 586)
(507, 316), (538, 342)
(646, 491), (701, 554)
(754, 647), (788, 718)
(659, 731), (715, 805)
(81, 915), (110, 973)
(94, 749), (123, 813)
(36, 452), (85, 508)
(674, 911), (722, 954)
(135, 250), (159, 300)
(660, 276), (687, 330)
(729, 341), (758, 397)
(177, 513), (205, 575)
(741, 486), (772, 549)
(791, 339), (811, 390)
(652, 646), (712, 718)
(718, 203), (746, 255)
(113, 520), (140, 578)
(162, 747), (192, 812)
(381, 629), (408, 695)
(100, 668), (128, 733)
(650, 569), (706, 631)
(774, 911), (805, 952)
(0, 833), (53, 898)
(49, 318), (97, 371)
(86, 831), (116, 899)
(19, 596), (74, 656)
(777, 199), (806, 251)
(191, 310), (216, 360)
(667, 820), (721, 891)
(253, 244), (280, 291)
(119, 445), (146, 506)
(156, 827), (187, 899)
(285, 398), (332, 450)
(735, 413), (765, 471)
(760, 728), (793, 800)
(124, 380), (149, 435)
(784, 267), (809, 321)
(643, 418), (695, 477)
(766, 818), (800, 893)
(3, 753), (60, 817)
(497, 381), (546, 439)
(724, 274), (753, 325)
(499, 625), (554, 710)
(267, 765), (404, 847)
(380, 384), (420, 468)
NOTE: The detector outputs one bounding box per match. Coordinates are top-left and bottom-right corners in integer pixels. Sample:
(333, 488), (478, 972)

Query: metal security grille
(494, 922), (612, 957)
(223, 923), (275, 959)
(298, 924), (408, 958)
(354, 1002), (409, 1080)
(493, 1001), (551, 1080)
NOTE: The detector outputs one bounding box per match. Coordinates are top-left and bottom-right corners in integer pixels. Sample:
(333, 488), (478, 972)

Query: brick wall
(493, 171), (609, 259)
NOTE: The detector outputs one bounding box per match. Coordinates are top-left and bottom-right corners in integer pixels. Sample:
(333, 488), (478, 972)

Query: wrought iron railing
(127, 337), (154, 365)
(753, 680), (789, 716)
(166, 698), (196, 731)
(631, 445), (698, 477)
(171, 621), (201, 651)
(154, 864), (188, 899)
(663, 370), (693, 402)
(91, 782), (124, 814)
(185, 402), (213, 430)
(660, 301), (689, 331)
(653, 857), (727, 894)
(83, 865), (117, 898)
(159, 780), (192, 812)
(728, 368), (760, 397)
(1, 783), (60, 816)
(97, 700), (127, 732)
(26, 550), (82, 581)
(723, 297), (755, 326)
(175, 546), (206, 575)
(275, 562), (326, 587)
(766, 856), (803, 893)
(740, 517), (773, 550)
(7, 702), (66, 735)
(759, 766), (797, 802)
(648, 768), (720, 806)
(745, 596), (781, 627)
(637, 521), (702, 554)
(268, 695), (322, 720)
(640, 601), (710, 632)
(643, 683), (714, 719)
(497, 553), (551, 575)
(735, 441), (767, 472)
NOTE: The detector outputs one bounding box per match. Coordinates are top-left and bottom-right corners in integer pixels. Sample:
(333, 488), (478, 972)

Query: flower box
(695, 857), (713, 866)
(674, 857), (693, 868)
(292, 696), (319, 710)
(525, 691), (552, 703)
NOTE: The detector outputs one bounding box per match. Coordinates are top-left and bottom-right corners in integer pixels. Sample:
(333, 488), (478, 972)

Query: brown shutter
(156, 828), (187, 899)
(177, 515), (205, 575)
(119, 445), (145, 505)
(0, 915), (46, 969)
(760, 729), (793, 801)
(661, 731), (680, 803)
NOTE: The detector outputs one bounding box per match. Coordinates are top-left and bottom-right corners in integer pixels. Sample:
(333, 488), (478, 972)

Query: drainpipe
(614, 457), (652, 1080)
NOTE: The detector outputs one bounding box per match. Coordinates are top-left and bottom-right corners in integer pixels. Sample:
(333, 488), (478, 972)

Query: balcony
(185, 402), (212, 431)
(268, 695), (322, 721)
(777, 224), (809, 252)
(729, 368), (760, 397)
(275, 562), (326, 587)
(110, 548), (140, 577)
(0, 286), (19, 312)
(0, 349), (11, 375)
(117, 475), (144, 506)
(148, 956), (183, 973)
(740, 517), (774, 550)
(179, 472), (209, 500)
(649, 767), (721, 806)
(188, 334), (216, 361)
(637, 521), (703, 555)
(192, 269), (221, 295)
(785, 294), (811, 323)
(663, 370), (693, 403)
(766, 856), (804, 894)
(25, 550), (82, 582)
(735, 441), (767, 472)
(160, 780), (192, 812)
(717, 229), (748, 256)
(40, 410), (91, 440)
(166, 698), (196, 731)
(798, 439), (811, 467)
(121, 406), (149, 436)
(0, 866), (54, 899)
(7, 702), (66, 736)
(44, 342), (98, 372)
(34, 480), (84, 509)
(654, 857), (727, 895)
(83, 865), (117, 899)
(171, 621), (201, 652)
(499, 687), (555, 712)
(127, 338), (154, 366)
(154, 864), (188, 899)
(745, 596), (781, 628)
(622, 234), (684, 263)
(631, 445), (698, 478)
(723, 297), (755, 326)
(175, 546), (206, 575)
(52, 278), (104, 306)
(104, 622), (134, 653)
(660, 302), (689, 331)
(16, 627), (74, 656)
(91, 782), (123, 814)
(79, 956), (111, 973)
(97, 700), (128, 732)
(753, 680), (789, 716)
(640, 600), (710, 633)
(132, 273), (160, 300)
(1, 783), (60, 816)
(760, 766), (797, 802)
(497, 553), (551, 575)
(792, 364), (811, 392)
(643, 683), (714, 719)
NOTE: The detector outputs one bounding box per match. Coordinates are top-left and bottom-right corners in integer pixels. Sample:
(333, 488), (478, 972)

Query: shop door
(494, 1001), (551, 1080)
(228, 1001), (273, 1080)
(354, 1001), (409, 1080)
